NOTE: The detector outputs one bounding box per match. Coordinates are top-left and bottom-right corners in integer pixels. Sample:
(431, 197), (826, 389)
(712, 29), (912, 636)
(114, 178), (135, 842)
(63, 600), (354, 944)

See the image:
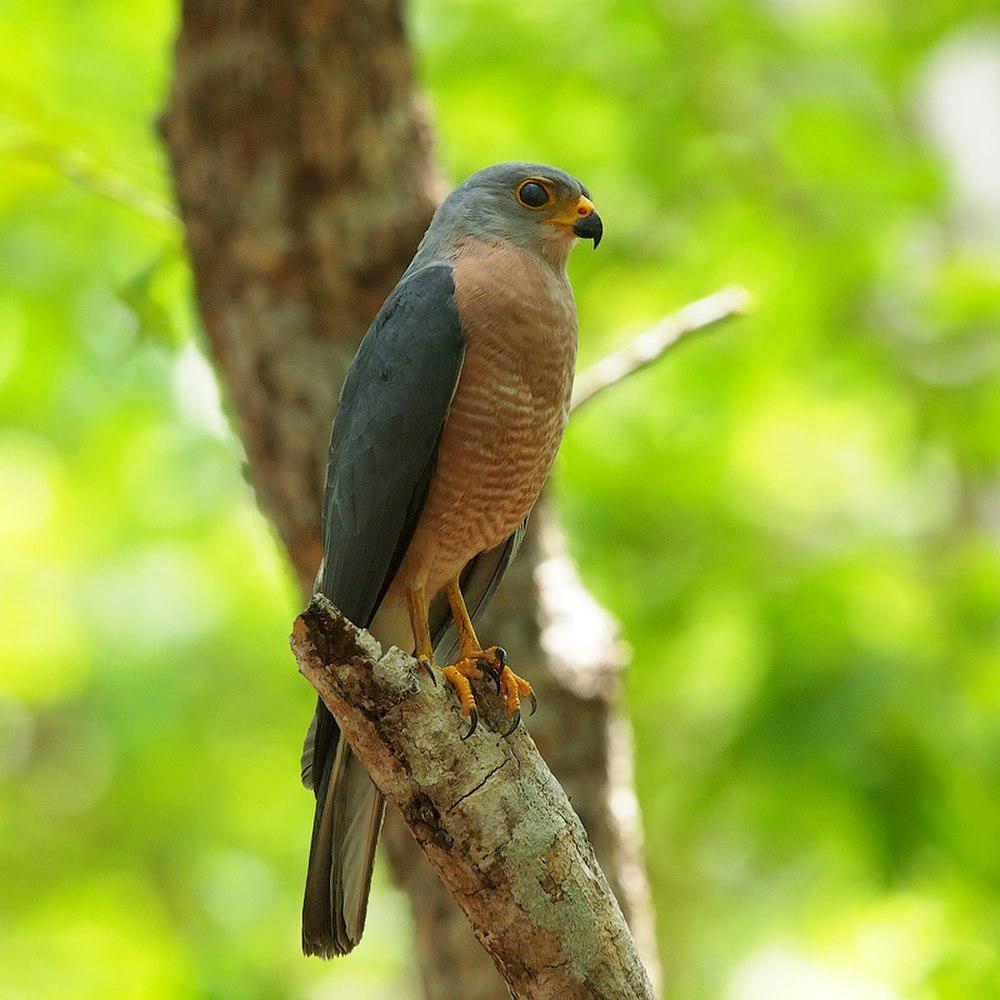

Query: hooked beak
(572, 207), (603, 249)
(547, 194), (603, 249)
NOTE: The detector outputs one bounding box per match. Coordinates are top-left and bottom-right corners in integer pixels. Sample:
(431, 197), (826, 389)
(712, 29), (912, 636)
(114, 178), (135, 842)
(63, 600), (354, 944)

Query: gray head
(418, 162), (602, 267)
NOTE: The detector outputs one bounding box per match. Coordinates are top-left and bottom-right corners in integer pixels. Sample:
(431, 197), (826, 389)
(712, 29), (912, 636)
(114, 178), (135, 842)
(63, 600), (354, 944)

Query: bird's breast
(406, 243), (577, 592)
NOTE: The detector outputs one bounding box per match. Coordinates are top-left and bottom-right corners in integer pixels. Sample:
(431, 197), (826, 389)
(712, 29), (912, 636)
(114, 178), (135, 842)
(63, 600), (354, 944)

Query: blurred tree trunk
(163, 1), (659, 995)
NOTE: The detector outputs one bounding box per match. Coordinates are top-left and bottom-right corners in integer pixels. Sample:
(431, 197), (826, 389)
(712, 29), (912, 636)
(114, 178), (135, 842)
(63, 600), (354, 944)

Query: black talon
(461, 707), (478, 741)
(502, 710), (521, 738)
(494, 647), (508, 668)
(479, 659), (502, 693)
(418, 658), (437, 686)
(527, 691), (537, 716)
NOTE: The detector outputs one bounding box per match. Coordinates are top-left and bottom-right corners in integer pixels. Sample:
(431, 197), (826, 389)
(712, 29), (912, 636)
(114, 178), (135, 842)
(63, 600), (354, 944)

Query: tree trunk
(163, 0), (439, 591)
(163, 1), (659, 995)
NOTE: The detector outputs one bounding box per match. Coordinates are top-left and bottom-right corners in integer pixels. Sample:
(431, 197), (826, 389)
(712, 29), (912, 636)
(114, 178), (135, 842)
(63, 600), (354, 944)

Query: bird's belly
(400, 252), (577, 596)
(414, 375), (569, 591)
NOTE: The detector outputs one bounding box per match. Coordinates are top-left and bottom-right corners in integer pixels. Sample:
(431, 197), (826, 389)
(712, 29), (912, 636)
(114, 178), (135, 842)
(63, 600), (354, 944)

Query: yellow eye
(517, 180), (550, 208)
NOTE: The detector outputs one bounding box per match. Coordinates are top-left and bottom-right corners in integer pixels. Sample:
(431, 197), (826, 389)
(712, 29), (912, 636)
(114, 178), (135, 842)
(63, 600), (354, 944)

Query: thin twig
(571, 284), (751, 414)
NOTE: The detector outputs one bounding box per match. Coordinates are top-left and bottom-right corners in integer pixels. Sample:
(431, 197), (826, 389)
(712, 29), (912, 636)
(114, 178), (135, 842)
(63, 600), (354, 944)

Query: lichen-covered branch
(291, 596), (655, 1000)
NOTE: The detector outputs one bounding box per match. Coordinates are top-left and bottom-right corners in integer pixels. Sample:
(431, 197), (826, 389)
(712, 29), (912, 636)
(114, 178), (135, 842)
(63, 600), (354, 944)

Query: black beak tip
(572, 211), (603, 249)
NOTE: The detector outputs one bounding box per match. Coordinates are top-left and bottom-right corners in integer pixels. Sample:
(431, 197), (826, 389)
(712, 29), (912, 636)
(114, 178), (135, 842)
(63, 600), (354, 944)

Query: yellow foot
(440, 658), (484, 740)
(436, 645), (537, 740)
(495, 660), (536, 738)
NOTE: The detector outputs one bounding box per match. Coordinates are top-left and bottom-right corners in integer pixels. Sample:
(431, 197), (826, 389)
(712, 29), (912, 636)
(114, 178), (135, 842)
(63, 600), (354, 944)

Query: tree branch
(571, 285), (751, 414)
(291, 595), (655, 1000)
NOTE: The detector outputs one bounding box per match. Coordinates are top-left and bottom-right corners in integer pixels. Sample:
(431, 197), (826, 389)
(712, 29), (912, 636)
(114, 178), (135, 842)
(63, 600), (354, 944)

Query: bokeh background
(3, 0), (1000, 997)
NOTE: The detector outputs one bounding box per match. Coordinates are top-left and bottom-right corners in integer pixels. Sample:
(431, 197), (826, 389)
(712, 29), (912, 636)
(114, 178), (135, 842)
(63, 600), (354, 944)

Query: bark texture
(383, 508), (661, 997)
(163, 2), (660, 996)
(163, 0), (439, 592)
(292, 596), (655, 1000)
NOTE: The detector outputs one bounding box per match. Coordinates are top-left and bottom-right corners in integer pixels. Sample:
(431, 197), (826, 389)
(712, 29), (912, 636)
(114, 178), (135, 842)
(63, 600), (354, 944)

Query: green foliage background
(3, 0), (999, 996)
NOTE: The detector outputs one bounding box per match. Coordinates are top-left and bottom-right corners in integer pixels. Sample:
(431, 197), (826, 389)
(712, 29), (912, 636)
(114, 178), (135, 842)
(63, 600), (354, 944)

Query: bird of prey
(300, 162), (602, 958)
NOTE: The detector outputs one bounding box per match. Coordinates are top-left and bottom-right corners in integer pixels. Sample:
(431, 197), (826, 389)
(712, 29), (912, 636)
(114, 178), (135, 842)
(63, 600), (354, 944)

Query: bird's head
(427, 162), (602, 267)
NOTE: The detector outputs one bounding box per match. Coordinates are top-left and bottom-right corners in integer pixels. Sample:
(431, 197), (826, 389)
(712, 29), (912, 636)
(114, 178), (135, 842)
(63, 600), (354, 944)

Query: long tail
(298, 541), (520, 957)
(300, 699), (385, 957)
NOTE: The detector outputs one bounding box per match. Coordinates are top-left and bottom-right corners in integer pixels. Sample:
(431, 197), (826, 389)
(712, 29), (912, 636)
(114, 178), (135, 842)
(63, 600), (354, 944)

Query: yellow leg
(445, 577), (536, 737)
(445, 579), (506, 675)
(445, 578), (483, 660)
(406, 582), (482, 739)
(407, 578), (538, 739)
(406, 587), (435, 677)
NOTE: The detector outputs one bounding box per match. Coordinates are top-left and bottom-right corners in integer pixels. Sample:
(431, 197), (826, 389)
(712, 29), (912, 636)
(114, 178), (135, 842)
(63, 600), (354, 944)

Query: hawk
(301, 162), (602, 957)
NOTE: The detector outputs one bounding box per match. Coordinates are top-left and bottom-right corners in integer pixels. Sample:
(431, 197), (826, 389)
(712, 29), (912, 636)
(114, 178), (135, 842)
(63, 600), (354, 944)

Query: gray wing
(308, 261), (466, 789)
(302, 263), (466, 957)
(319, 262), (466, 625)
